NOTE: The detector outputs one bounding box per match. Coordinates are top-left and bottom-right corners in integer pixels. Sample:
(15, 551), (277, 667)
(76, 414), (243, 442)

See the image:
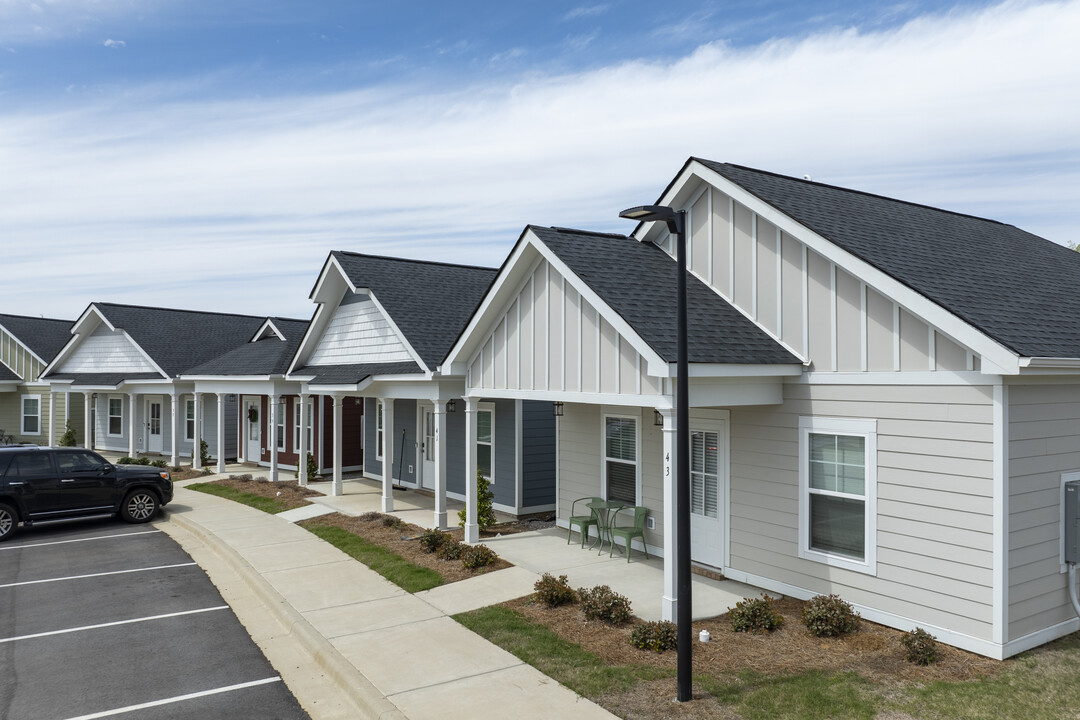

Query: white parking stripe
(60, 677), (283, 720)
(0, 605), (229, 643)
(0, 530), (161, 550)
(0, 562), (198, 589)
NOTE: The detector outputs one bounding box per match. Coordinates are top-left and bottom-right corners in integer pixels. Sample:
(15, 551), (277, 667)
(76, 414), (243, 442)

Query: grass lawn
(304, 524), (445, 593)
(456, 604), (1080, 720)
(187, 482), (293, 514)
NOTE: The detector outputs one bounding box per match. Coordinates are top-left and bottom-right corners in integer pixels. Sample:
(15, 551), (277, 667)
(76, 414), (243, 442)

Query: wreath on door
(247, 407), (259, 423)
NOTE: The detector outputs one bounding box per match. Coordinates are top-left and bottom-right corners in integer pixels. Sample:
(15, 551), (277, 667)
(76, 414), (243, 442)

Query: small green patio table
(586, 499), (626, 555)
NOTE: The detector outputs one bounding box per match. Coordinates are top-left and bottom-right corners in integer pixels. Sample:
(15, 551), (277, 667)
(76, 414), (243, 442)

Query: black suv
(0, 446), (173, 541)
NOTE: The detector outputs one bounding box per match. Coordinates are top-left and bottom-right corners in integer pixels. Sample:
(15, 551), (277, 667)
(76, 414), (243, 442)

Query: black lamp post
(619, 204), (691, 702)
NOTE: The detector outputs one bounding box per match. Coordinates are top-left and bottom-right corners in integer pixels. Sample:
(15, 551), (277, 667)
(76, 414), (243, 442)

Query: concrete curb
(159, 507), (406, 720)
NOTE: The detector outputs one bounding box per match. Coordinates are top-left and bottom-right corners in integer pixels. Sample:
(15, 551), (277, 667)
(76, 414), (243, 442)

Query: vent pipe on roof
(803, 174), (812, 182)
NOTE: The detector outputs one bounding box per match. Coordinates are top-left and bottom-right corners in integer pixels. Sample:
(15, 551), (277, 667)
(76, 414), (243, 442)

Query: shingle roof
(0, 365), (19, 382)
(529, 226), (800, 365)
(0, 314), (73, 363)
(330, 252), (498, 369)
(183, 318), (310, 376)
(290, 362), (424, 386)
(91, 303), (271, 377)
(46, 372), (164, 387)
(698, 159), (1080, 359)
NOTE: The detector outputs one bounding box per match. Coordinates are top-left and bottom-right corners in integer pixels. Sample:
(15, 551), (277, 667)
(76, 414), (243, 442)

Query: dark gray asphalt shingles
(530, 226), (800, 365)
(0, 314), (73, 363)
(184, 318), (310, 376)
(701, 160), (1080, 359)
(290, 362), (423, 385)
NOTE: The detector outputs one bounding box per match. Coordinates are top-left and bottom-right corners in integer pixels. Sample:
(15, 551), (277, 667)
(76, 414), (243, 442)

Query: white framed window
(185, 399), (195, 441)
(294, 402), (301, 453)
(798, 417), (877, 575)
(603, 413), (638, 504)
(376, 400), (384, 459)
(21, 395), (40, 435)
(108, 396), (124, 437)
(477, 403), (494, 483)
(276, 399), (286, 451)
(293, 398), (315, 454)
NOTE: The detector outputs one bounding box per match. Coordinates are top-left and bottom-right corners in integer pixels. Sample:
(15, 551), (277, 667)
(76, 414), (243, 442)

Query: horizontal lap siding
(557, 403), (601, 522)
(1008, 382), (1080, 641)
(728, 382), (996, 641)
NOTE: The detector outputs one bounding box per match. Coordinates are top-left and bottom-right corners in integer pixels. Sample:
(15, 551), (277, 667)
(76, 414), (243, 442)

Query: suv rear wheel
(0, 502), (18, 541)
(120, 490), (159, 523)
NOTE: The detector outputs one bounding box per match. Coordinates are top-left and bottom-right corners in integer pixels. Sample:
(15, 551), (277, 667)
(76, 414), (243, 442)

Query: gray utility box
(1066, 480), (1080, 564)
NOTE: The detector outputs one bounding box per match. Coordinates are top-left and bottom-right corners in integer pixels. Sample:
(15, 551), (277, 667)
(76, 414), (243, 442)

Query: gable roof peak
(331, 249), (495, 274)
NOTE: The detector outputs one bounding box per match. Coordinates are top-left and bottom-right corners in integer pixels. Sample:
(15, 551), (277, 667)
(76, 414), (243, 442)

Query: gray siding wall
(393, 399), (417, 485)
(364, 397), (381, 476)
(491, 399), (516, 507)
(1008, 381), (1080, 641)
(728, 382), (996, 642)
(522, 399), (556, 507)
(446, 409), (465, 495)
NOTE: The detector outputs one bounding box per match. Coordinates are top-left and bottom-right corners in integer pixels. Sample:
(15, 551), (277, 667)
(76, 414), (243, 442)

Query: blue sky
(2, 0), (1078, 321)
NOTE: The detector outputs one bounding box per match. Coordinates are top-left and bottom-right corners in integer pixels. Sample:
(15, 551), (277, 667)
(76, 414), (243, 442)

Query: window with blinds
(477, 408), (493, 481)
(691, 430), (719, 519)
(605, 416), (637, 504)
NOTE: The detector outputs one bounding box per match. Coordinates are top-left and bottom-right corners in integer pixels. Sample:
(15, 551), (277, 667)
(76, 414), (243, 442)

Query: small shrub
(436, 538), (464, 561)
(630, 621), (678, 652)
(578, 585), (633, 625)
(901, 627), (939, 665)
(460, 543), (498, 569)
(230, 473), (254, 482)
(171, 466), (182, 472)
(117, 457), (133, 465)
(533, 573), (576, 608)
(136, 456), (152, 465)
(458, 470), (497, 531)
(58, 421), (77, 447)
(729, 595), (785, 633)
(150, 459), (168, 468)
(418, 528), (450, 554)
(294, 452), (319, 481)
(199, 439), (210, 467)
(381, 515), (406, 529)
(802, 594), (860, 637)
(359, 511), (384, 522)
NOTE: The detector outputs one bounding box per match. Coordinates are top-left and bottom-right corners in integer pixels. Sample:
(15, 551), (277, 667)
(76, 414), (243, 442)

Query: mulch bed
(301, 512), (513, 583)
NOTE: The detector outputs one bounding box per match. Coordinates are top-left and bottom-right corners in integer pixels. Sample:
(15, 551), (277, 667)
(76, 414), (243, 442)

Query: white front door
(690, 421), (726, 569)
(420, 403), (436, 490)
(245, 397), (261, 462)
(146, 397), (164, 453)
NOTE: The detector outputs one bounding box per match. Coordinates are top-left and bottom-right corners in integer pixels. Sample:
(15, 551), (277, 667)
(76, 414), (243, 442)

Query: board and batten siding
(670, 182), (978, 375)
(728, 382), (996, 641)
(308, 293), (413, 367)
(1007, 382), (1080, 642)
(469, 258), (661, 398)
(58, 324), (157, 374)
(0, 328), (45, 382)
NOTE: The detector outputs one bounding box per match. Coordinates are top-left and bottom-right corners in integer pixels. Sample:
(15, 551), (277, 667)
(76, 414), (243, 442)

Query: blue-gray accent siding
(364, 397), (381, 476)
(446, 410), (465, 495)
(491, 399), (516, 507)
(522, 400), (556, 507)
(223, 396), (239, 460)
(393, 399), (417, 485)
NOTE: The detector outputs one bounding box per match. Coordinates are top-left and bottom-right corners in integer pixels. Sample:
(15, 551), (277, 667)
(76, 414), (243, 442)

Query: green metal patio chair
(567, 496), (603, 548)
(609, 506), (649, 562)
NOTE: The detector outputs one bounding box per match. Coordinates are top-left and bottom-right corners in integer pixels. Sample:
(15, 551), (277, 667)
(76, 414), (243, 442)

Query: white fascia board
(287, 303), (331, 376)
(303, 382), (364, 394)
(465, 386), (673, 409)
(181, 375), (276, 382)
(1019, 357), (1080, 371)
(251, 319), (286, 342)
(443, 232), (536, 370)
(42, 305), (110, 376)
(365, 291), (430, 374)
(0, 381), (20, 389)
(0, 323), (48, 367)
(798, 370), (994, 386)
(310, 253), (358, 301)
(660, 161), (1021, 375)
(660, 363), (804, 378)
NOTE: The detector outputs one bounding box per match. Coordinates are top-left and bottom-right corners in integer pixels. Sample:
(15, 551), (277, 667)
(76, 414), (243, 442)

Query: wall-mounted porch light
(353, 397), (363, 406)
(446, 399), (457, 413)
(654, 409), (664, 426)
(552, 402), (564, 417)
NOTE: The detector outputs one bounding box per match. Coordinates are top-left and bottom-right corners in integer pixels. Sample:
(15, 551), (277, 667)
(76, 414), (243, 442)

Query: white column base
(464, 523), (479, 544)
(662, 596), (677, 622)
(433, 510), (447, 531)
(382, 495), (394, 513)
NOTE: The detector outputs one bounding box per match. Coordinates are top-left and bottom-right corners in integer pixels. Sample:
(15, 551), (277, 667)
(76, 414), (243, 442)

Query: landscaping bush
(150, 459), (168, 468)
(460, 543), (498, 569)
(458, 470), (497, 531)
(418, 528), (450, 554)
(199, 439), (210, 467)
(294, 451), (319, 481)
(134, 456), (151, 466)
(802, 594), (860, 637)
(630, 621), (678, 652)
(436, 538), (464, 561)
(381, 515), (406, 529)
(359, 511), (384, 522)
(533, 573), (576, 608)
(578, 585), (633, 625)
(58, 421), (77, 447)
(729, 595), (785, 633)
(117, 457), (133, 465)
(901, 627), (939, 665)
(230, 473), (254, 482)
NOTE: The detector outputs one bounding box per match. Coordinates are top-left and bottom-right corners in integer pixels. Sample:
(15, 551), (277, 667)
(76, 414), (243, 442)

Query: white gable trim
(252, 319), (286, 342)
(0, 322), (49, 367)
(364, 291), (429, 374)
(42, 305), (167, 380)
(651, 161), (1021, 375)
(288, 302), (332, 375)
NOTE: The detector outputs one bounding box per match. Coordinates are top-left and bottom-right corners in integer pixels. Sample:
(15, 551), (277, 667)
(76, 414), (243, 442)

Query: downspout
(1069, 564), (1080, 619)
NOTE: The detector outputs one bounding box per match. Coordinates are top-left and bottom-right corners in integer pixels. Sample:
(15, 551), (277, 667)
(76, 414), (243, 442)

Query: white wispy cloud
(102, 38), (124, 48)
(563, 4), (610, 21)
(2, 0), (1078, 320)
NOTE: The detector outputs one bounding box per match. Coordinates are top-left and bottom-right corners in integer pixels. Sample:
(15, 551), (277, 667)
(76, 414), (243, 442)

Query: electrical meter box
(1065, 480), (1080, 564)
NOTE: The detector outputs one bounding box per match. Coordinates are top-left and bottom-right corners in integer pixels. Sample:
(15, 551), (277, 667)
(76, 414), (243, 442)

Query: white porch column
(268, 394), (279, 482)
(660, 408), (678, 622)
(47, 392), (55, 446)
(297, 392), (309, 486)
(128, 393), (137, 457)
(464, 397), (479, 544)
(433, 401), (448, 529)
(170, 391), (180, 467)
(83, 392), (92, 449)
(216, 393), (226, 474)
(192, 393), (203, 469)
(332, 394), (343, 496)
(381, 399), (395, 513)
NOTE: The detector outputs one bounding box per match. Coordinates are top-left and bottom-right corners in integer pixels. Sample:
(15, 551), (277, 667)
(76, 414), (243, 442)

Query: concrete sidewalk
(158, 480), (619, 720)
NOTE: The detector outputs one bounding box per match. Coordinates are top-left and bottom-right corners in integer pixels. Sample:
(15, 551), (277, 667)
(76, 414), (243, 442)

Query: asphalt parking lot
(0, 516), (310, 720)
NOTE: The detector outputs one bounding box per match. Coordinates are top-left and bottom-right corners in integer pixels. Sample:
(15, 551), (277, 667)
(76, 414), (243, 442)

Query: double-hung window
(185, 399), (195, 441)
(604, 414), (638, 504)
(798, 417), (877, 574)
(477, 404), (494, 482)
(21, 395), (40, 435)
(292, 398), (314, 455)
(376, 401), (384, 459)
(276, 399), (286, 451)
(108, 397), (124, 437)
